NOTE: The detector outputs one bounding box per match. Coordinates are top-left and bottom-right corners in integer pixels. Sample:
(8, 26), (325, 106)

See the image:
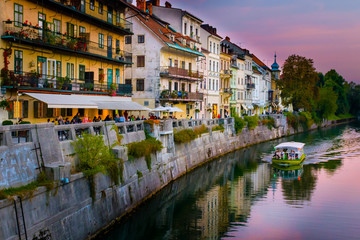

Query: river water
(100, 122), (360, 240)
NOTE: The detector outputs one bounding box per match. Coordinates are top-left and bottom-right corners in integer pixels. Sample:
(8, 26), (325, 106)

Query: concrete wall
(0, 116), (355, 240)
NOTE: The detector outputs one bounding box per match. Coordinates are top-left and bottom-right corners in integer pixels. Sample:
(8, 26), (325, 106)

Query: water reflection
(101, 122), (360, 240)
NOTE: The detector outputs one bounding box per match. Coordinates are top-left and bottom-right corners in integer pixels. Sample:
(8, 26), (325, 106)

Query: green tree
(317, 86), (338, 119)
(324, 69), (349, 114)
(348, 82), (360, 115)
(278, 55), (319, 111)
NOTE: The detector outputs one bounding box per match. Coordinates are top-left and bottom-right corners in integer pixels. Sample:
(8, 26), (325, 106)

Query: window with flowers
(14, 50), (23, 74)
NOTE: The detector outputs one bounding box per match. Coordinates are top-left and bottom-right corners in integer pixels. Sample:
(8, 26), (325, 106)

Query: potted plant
(171, 90), (178, 98)
(195, 109), (200, 113)
(62, 76), (71, 90)
(5, 19), (12, 24)
(109, 83), (117, 96)
(28, 70), (40, 87)
(23, 20), (29, 26)
(84, 82), (93, 91)
(0, 98), (12, 112)
(56, 77), (65, 90)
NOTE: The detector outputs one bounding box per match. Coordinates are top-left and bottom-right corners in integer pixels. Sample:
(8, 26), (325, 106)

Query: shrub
(2, 120), (13, 125)
(19, 121), (31, 124)
(284, 112), (299, 131)
(261, 116), (275, 130)
(244, 115), (259, 130)
(72, 133), (121, 183)
(212, 124), (225, 132)
(299, 111), (314, 129)
(173, 128), (196, 144)
(193, 124), (208, 136)
(127, 136), (163, 170)
(234, 115), (246, 133)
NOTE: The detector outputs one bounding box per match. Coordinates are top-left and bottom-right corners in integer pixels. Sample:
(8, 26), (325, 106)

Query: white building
(200, 24), (222, 118)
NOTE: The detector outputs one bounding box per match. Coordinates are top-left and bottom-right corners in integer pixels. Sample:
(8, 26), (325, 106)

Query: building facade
(0, 0), (135, 123)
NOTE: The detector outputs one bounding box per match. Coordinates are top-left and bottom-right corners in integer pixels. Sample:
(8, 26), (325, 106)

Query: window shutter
(23, 101), (28, 118)
(34, 101), (39, 118)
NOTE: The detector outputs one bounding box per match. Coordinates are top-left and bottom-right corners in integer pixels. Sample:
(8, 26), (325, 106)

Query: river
(99, 122), (360, 240)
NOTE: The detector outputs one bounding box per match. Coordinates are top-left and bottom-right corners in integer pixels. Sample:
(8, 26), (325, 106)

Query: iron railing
(160, 66), (203, 81)
(1, 24), (132, 64)
(160, 90), (203, 101)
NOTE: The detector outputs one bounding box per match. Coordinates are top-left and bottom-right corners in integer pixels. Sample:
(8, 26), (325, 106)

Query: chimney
(213, 28), (217, 34)
(225, 36), (230, 41)
(146, 2), (153, 15)
(165, 1), (172, 8)
(136, 0), (146, 12)
(151, 0), (160, 6)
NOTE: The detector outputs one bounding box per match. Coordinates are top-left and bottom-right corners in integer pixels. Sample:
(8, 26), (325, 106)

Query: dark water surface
(101, 122), (360, 240)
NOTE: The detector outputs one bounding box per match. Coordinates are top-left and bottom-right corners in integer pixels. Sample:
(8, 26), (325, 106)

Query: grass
(0, 172), (54, 200)
(327, 113), (354, 120)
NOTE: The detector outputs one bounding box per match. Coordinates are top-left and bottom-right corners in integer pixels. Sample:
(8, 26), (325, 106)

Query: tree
(317, 86), (338, 119)
(324, 69), (349, 114)
(278, 55), (319, 111)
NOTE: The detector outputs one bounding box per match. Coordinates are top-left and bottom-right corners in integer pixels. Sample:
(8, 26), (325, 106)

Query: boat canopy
(275, 142), (305, 150)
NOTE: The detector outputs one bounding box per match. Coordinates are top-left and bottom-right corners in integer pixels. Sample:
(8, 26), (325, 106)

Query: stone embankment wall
(0, 116), (355, 240)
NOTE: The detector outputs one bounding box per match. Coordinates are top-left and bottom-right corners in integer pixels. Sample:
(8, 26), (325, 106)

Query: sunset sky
(159, 0), (360, 83)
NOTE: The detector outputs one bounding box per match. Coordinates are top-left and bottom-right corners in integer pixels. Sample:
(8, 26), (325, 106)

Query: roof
(252, 54), (268, 68)
(200, 24), (222, 39)
(275, 142), (305, 149)
(130, 9), (203, 57)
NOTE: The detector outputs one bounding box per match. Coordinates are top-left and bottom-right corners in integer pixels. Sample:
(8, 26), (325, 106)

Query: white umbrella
(168, 106), (183, 112)
(151, 106), (168, 112)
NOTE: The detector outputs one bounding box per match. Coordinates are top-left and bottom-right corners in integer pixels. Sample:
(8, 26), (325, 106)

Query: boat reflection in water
(272, 163), (303, 180)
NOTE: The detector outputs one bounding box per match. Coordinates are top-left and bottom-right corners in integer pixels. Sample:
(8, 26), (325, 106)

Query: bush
(261, 117), (275, 130)
(284, 112), (299, 131)
(19, 121), (31, 124)
(173, 128), (196, 144)
(212, 124), (225, 132)
(2, 120), (13, 125)
(299, 111), (314, 129)
(193, 124), (208, 136)
(127, 136), (163, 170)
(72, 133), (121, 183)
(234, 115), (246, 134)
(244, 115), (259, 130)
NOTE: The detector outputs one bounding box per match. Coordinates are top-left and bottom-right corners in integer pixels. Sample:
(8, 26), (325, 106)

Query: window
(174, 82), (178, 91)
(14, 50), (23, 74)
(99, 68), (104, 82)
(56, 61), (61, 77)
(216, 80), (218, 90)
(54, 19), (61, 35)
(125, 36), (132, 44)
(217, 62), (219, 72)
(190, 25), (193, 36)
(107, 6), (113, 23)
(184, 23), (187, 35)
(196, 28), (198, 36)
(99, 2), (103, 14)
(116, 10), (121, 25)
(169, 58), (172, 67)
(67, 63), (74, 79)
(8, 100), (28, 119)
(79, 65), (85, 80)
(67, 22), (77, 38)
(204, 79), (206, 89)
(181, 61), (185, 69)
(99, 33), (104, 48)
(209, 60), (211, 71)
(138, 35), (145, 43)
(217, 44), (219, 54)
(137, 56), (145, 67)
(210, 41), (212, 52)
(116, 39), (120, 54)
(144, 101), (149, 106)
(125, 79), (132, 85)
(136, 79), (144, 91)
(213, 62), (215, 72)
(212, 79), (215, 90)
(14, 4), (23, 27)
(213, 44), (215, 54)
(90, 0), (95, 10)
(169, 81), (172, 91)
(79, 26), (86, 34)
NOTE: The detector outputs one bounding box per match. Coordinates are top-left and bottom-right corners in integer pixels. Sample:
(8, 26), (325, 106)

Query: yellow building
(219, 45), (232, 118)
(0, 0), (141, 123)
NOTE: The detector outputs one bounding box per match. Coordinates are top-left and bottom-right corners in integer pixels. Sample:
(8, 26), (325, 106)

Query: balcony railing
(160, 90), (203, 101)
(160, 66), (203, 81)
(27, 0), (133, 35)
(246, 83), (255, 89)
(220, 88), (233, 94)
(2, 71), (132, 96)
(1, 24), (132, 65)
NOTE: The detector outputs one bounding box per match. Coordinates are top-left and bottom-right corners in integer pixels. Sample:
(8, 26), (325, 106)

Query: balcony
(220, 88), (233, 95)
(220, 69), (233, 79)
(1, 71), (132, 96)
(160, 67), (203, 81)
(246, 83), (255, 89)
(1, 24), (132, 65)
(160, 90), (203, 102)
(27, 0), (132, 35)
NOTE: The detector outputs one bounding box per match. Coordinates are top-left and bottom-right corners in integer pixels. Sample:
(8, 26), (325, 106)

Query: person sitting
(65, 118), (70, 124)
(17, 118), (23, 124)
(119, 115), (125, 122)
(93, 116), (97, 122)
(58, 116), (64, 125)
(97, 116), (102, 122)
(289, 150), (295, 160)
(114, 114), (120, 123)
(104, 115), (111, 121)
(136, 116), (140, 121)
(83, 114), (89, 123)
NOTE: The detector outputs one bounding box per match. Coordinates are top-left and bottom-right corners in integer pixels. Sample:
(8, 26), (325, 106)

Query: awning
(96, 102), (150, 111)
(25, 93), (149, 111)
(247, 105), (254, 110)
(241, 104), (248, 111)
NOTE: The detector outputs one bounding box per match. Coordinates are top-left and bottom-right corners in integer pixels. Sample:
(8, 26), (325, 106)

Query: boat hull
(272, 154), (305, 166)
